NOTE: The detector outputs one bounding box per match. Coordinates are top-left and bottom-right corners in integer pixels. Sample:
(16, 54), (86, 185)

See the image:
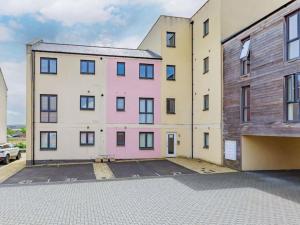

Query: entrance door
(167, 133), (176, 157)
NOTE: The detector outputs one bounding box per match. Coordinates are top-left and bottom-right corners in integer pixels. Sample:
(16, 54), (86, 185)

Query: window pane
(88, 133), (94, 144)
(243, 109), (249, 122)
(49, 96), (57, 111)
(287, 76), (295, 102)
(140, 134), (146, 148)
(88, 97), (94, 109)
(117, 132), (125, 146)
(147, 100), (153, 113)
(288, 40), (300, 60)
(41, 133), (48, 148)
(139, 114), (146, 124)
(49, 133), (57, 148)
(147, 134), (153, 148)
(41, 112), (49, 122)
(117, 63), (125, 75)
(140, 65), (146, 78)
(41, 96), (49, 111)
(49, 59), (57, 73)
(297, 75), (300, 100)
(81, 133), (87, 144)
(167, 66), (175, 80)
(81, 61), (88, 73)
(49, 112), (57, 123)
(147, 65), (154, 78)
(167, 33), (175, 47)
(88, 62), (95, 74)
(288, 103), (299, 121)
(146, 114), (153, 124)
(139, 99), (146, 113)
(240, 40), (251, 59)
(81, 97), (87, 108)
(289, 14), (298, 40)
(41, 59), (48, 73)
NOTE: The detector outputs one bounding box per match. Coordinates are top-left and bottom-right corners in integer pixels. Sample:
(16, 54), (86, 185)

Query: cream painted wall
(242, 136), (300, 171)
(139, 16), (193, 158)
(0, 69), (7, 143)
(30, 52), (106, 161)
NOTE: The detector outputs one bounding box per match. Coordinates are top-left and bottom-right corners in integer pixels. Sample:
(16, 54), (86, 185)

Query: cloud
(0, 0), (207, 26)
(0, 24), (13, 42)
(94, 35), (144, 49)
(0, 61), (26, 125)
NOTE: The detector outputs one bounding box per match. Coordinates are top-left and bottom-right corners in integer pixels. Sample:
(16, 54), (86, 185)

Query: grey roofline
(0, 68), (8, 91)
(30, 41), (162, 60)
(138, 15), (190, 49)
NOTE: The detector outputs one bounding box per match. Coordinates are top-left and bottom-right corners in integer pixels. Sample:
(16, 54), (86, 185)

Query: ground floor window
(80, 132), (95, 146)
(203, 132), (209, 149)
(116, 132), (125, 146)
(139, 132), (154, 150)
(40, 131), (57, 150)
(286, 74), (300, 122)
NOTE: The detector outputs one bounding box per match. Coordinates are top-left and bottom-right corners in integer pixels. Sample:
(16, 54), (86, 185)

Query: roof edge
(0, 68), (8, 91)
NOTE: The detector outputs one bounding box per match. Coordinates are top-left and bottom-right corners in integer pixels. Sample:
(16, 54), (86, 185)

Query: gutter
(190, 20), (194, 159)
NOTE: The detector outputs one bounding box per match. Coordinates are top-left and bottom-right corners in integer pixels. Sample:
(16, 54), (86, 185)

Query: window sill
(203, 109), (209, 112)
(139, 148), (154, 151)
(40, 73), (57, 75)
(80, 109), (95, 111)
(166, 46), (176, 48)
(40, 148), (57, 151)
(167, 112), (176, 115)
(240, 74), (250, 78)
(80, 144), (95, 147)
(203, 146), (209, 150)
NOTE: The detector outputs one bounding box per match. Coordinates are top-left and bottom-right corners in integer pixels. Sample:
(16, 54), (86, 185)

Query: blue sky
(0, 0), (205, 125)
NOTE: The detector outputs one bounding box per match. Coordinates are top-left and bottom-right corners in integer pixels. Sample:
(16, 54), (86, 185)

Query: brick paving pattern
(0, 172), (300, 225)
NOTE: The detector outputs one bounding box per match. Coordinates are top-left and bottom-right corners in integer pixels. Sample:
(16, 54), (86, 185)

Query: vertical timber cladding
(223, 1), (300, 170)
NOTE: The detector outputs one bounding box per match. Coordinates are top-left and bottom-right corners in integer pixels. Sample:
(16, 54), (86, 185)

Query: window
(80, 132), (95, 146)
(240, 38), (251, 75)
(116, 132), (125, 146)
(80, 96), (95, 110)
(166, 65), (176, 80)
(166, 98), (176, 114)
(40, 132), (57, 150)
(139, 64), (154, 79)
(80, 60), (95, 75)
(40, 58), (57, 74)
(139, 132), (154, 150)
(241, 86), (250, 122)
(203, 19), (209, 37)
(287, 12), (300, 60)
(203, 133), (209, 149)
(203, 95), (209, 111)
(40, 95), (57, 123)
(117, 62), (125, 76)
(203, 57), (209, 74)
(286, 74), (300, 122)
(139, 98), (154, 124)
(166, 32), (175, 47)
(116, 97), (125, 111)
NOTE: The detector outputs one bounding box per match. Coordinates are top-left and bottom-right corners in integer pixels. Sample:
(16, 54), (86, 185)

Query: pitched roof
(0, 68), (8, 91)
(31, 41), (162, 60)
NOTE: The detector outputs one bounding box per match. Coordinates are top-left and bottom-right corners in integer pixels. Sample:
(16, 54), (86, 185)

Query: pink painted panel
(107, 128), (161, 159)
(106, 58), (161, 124)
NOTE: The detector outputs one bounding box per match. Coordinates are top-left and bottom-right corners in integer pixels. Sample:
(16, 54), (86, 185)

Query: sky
(0, 0), (206, 125)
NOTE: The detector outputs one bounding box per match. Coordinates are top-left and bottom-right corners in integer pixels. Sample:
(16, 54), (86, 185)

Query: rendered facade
(223, 0), (300, 171)
(26, 0), (298, 170)
(0, 68), (7, 143)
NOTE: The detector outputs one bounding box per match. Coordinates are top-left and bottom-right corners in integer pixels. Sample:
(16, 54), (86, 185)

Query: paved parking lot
(0, 171), (300, 225)
(108, 160), (196, 178)
(3, 164), (96, 184)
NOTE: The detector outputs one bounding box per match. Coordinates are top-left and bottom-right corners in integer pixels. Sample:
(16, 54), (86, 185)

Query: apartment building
(139, 0), (291, 165)
(0, 68), (7, 143)
(223, 0), (300, 171)
(26, 41), (162, 165)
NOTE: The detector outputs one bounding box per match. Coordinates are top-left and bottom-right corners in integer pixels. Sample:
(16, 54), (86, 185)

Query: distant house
(0, 68), (7, 143)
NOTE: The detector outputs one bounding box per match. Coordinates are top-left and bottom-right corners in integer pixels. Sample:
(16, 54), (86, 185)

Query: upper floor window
(40, 131), (57, 150)
(241, 86), (250, 123)
(203, 19), (209, 37)
(80, 96), (95, 110)
(287, 12), (300, 60)
(80, 132), (95, 146)
(286, 74), (300, 122)
(117, 62), (125, 76)
(167, 65), (176, 80)
(203, 57), (209, 74)
(40, 95), (57, 123)
(80, 60), (95, 75)
(166, 98), (176, 114)
(139, 64), (154, 79)
(240, 38), (251, 75)
(40, 58), (57, 74)
(166, 32), (175, 47)
(139, 98), (154, 124)
(203, 95), (209, 111)
(116, 97), (125, 111)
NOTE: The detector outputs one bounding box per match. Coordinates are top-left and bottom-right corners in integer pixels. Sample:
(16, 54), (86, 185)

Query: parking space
(108, 160), (197, 178)
(3, 164), (96, 185)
